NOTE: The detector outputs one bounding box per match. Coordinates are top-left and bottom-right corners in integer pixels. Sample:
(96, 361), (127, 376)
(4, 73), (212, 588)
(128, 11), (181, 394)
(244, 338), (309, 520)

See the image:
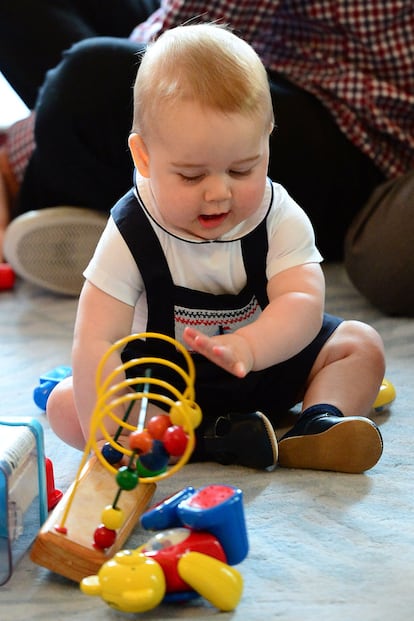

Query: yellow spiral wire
(56, 332), (201, 531)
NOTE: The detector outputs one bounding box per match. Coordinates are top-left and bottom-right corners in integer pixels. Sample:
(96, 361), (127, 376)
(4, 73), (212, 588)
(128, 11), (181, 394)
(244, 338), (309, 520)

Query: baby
(47, 24), (385, 473)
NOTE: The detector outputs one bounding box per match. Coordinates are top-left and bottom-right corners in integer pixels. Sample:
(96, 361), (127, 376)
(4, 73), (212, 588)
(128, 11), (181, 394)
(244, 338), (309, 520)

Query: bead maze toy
(80, 484), (248, 613)
(30, 332), (202, 583)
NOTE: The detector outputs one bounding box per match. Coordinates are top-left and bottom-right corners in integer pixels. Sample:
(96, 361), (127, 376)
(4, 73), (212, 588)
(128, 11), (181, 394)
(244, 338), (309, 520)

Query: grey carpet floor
(0, 263), (413, 620)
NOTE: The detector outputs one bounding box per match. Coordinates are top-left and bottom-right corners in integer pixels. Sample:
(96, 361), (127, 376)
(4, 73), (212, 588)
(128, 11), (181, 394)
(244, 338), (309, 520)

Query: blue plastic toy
(80, 484), (248, 613)
(33, 366), (72, 411)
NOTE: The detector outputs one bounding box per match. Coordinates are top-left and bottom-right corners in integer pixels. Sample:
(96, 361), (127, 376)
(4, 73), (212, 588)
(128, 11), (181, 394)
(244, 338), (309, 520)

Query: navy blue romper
(112, 188), (343, 429)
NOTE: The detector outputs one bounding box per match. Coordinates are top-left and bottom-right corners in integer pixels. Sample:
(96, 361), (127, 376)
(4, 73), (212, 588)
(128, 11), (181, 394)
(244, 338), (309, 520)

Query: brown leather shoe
(278, 411), (383, 473)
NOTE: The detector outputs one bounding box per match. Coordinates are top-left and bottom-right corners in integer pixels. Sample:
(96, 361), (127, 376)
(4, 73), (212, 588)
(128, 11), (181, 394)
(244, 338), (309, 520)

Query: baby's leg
(278, 320), (386, 473)
(46, 376), (166, 452)
(302, 320), (385, 415)
(47, 376), (85, 450)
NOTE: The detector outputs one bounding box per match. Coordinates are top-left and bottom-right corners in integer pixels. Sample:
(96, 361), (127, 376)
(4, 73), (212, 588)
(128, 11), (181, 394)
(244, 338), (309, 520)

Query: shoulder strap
(112, 189), (175, 334)
(240, 184), (272, 310)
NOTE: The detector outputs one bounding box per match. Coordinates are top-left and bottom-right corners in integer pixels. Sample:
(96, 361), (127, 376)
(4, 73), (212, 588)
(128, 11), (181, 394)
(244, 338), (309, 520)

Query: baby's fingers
(183, 327), (247, 377)
(212, 345), (247, 378)
(183, 326), (209, 350)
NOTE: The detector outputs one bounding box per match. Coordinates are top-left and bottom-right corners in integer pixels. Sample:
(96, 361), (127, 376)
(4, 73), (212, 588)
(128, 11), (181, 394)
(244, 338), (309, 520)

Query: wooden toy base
(30, 456), (156, 583)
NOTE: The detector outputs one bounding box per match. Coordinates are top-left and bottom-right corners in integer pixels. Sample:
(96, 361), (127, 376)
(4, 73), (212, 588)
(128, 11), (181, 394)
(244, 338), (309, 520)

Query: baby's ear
(129, 133), (150, 177)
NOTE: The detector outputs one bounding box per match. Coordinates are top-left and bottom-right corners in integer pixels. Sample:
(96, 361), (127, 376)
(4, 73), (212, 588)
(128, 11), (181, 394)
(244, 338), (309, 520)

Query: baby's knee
(338, 320), (385, 370)
(45, 376), (84, 449)
(46, 375), (72, 420)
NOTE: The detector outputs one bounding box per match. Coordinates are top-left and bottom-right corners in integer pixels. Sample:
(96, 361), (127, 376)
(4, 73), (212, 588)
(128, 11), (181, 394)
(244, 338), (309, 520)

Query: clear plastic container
(0, 418), (47, 585)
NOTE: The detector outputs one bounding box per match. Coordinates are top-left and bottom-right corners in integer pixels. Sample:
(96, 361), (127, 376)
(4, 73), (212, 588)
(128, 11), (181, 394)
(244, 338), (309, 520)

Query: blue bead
(101, 442), (124, 465)
(140, 440), (169, 471)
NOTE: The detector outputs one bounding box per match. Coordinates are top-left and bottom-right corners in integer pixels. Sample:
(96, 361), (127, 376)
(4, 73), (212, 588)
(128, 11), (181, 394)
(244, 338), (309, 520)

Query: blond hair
(132, 23), (274, 136)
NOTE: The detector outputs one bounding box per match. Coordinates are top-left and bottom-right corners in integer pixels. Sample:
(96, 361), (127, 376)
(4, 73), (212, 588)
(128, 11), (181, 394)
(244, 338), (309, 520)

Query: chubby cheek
(235, 183), (266, 220)
(155, 182), (197, 224)
(151, 175), (180, 206)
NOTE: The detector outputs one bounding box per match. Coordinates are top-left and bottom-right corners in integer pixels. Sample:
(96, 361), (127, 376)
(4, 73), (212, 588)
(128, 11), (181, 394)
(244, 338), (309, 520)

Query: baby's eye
(179, 173), (204, 183)
(229, 169), (252, 177)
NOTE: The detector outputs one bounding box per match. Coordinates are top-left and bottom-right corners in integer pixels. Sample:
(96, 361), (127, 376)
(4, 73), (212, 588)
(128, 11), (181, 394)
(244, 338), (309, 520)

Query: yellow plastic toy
(373, 378), (396, 411)
(80, 483), (248, 613)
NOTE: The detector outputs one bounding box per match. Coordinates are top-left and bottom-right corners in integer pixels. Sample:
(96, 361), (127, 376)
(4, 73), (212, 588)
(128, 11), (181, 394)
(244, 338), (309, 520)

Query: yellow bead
(101, 505), (125, 530)
(170, 401), (202, 431)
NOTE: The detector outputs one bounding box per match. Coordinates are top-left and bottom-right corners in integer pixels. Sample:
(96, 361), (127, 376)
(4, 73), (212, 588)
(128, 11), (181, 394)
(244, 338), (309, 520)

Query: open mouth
(198, 213), (228, 228)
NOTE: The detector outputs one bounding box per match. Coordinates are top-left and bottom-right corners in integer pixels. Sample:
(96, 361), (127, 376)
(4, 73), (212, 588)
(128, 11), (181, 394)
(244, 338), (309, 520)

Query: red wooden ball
(162, 425), (188, 456)
(147, 414), (171, 440)
(93, 524), (117, 550)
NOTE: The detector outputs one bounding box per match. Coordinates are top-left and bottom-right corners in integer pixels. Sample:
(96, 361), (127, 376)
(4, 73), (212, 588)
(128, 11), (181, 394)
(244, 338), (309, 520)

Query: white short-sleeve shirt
(84, 175), (322, 333)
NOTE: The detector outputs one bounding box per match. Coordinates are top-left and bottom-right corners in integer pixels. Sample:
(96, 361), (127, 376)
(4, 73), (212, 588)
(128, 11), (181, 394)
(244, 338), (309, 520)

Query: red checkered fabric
(5, 1), (413, 184)
(132, 0), (414, 179)
(5, 112), (35, 184)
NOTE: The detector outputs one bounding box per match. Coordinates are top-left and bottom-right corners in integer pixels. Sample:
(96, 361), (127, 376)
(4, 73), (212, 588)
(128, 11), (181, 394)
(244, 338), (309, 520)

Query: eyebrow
(172, 155), (262, 168)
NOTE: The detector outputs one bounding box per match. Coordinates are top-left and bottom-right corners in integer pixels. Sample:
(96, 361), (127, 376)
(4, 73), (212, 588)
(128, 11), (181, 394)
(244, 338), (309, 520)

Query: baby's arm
(71, 281), (135, 442)
(183, 263), (324, 377)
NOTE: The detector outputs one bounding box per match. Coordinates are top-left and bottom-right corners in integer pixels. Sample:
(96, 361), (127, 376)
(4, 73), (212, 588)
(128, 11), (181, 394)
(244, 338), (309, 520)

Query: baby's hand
(183, 327), (254, 378)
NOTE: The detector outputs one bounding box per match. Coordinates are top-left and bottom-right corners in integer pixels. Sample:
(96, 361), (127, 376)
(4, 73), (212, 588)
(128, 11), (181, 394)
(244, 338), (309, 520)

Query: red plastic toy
(0, 263), (15, 290)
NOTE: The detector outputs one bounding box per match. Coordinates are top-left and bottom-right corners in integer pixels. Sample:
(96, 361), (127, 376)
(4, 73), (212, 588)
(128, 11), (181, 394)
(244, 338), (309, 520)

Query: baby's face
(141, 101), (270, 240)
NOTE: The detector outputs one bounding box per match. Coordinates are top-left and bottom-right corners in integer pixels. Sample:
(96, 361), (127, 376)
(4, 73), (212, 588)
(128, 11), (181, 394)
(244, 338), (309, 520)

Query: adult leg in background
(0, 0), (159, 107)
(267, 74), (385, 261)
(3, 37), (144, 294)
(344, 169), (414, 316)
(16, 37), (144, 215)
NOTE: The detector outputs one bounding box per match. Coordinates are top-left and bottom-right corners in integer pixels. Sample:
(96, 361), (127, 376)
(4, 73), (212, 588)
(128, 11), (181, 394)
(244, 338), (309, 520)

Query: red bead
(147, 414), (171, 440)
(162, 425), (188, 456)
(93, 524), (117, 549)
(129, 429), (153, 454)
